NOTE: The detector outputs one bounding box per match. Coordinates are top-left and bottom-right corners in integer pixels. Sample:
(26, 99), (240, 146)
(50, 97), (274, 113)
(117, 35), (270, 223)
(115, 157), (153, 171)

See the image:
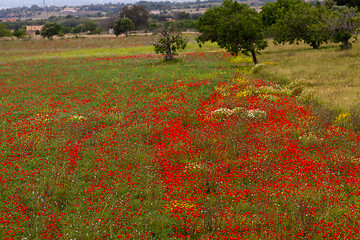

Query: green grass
(1, 34), (359, 114)
(3, 34), (359, 131)
(0, 33), (219, 64)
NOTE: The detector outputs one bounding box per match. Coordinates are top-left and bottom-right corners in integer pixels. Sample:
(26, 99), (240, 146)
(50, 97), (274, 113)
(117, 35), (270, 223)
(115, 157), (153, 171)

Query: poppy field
(0, 37), (360, 239)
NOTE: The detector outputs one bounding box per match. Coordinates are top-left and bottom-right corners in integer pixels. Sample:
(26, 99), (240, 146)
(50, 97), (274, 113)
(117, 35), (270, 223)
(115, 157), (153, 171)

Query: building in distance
(62, 7), (77, 13)
(26, 25), (44, 35)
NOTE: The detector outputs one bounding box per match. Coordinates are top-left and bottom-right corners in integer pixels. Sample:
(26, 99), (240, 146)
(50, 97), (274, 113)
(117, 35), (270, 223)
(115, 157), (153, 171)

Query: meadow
(257, 40), (360, 112)
(0, 34), (360, 239)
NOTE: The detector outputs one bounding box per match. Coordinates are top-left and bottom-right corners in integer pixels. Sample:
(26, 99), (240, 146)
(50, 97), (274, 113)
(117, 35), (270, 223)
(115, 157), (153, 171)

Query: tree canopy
(261, 0), (304, 28)
(113, 18), (134, 36)
(197, 0), (267, 64)
(83, 20), (102, 34)
(13, 28), (26, 38)
(41, 22), (62, 40)
(270, 2), (331, 49)
(0, 23), (11, 38)
(154, 24), (188, 61)
(326, 6), (360, 50)
(119, 5), (149, 29)
(260, 0), (360, 50)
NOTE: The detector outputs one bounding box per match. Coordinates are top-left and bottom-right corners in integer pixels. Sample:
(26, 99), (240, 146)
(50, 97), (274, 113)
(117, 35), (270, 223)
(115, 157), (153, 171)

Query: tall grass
(256, 40), (360, 112)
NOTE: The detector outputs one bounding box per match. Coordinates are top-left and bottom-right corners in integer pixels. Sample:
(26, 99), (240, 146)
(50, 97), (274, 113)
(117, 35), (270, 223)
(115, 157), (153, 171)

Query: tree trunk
(343, 39), (350, 50)
(251, 50), (258, 65)
(311, 41), (319, 49)
(166, 51), (172, 60)
(165, 33), (172, 60)
(166, 46), (172, 60)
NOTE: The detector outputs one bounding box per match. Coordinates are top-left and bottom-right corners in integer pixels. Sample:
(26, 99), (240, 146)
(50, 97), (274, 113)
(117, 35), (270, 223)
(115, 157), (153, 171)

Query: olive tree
(197, 0), (268, 64)
(271, 3), (331, 49)
(261, 0), (304, 28)
(326, 6), (360, 50)
(119, 5), (149, 29)
(41, 22), (62, 40)
(153, 24), (188, 61)
(113, 18), (134, 36)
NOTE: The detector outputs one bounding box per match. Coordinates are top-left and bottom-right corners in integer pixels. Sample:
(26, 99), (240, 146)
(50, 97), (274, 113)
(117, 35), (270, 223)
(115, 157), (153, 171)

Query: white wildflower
(211, 108), (232, 119)
(246, 109), (267, 119)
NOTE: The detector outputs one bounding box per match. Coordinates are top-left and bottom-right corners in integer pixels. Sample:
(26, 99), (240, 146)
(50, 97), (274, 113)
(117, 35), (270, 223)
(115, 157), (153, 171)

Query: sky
(0, 0), (144, 9)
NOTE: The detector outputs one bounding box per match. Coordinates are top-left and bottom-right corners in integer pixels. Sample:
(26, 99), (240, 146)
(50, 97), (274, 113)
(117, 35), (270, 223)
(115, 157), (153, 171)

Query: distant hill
(0, 0), (280, 10)
(1, 0), (134, 9)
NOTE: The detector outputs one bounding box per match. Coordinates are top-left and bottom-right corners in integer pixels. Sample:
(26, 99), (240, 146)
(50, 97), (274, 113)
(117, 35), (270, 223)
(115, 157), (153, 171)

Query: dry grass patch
(257, 40), (360, 111)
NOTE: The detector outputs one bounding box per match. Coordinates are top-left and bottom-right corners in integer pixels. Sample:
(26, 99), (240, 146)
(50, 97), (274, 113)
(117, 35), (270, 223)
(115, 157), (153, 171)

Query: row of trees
(113, 5), (149, 36)
(0, 23), (29, 38)
(196, 0), (360, 64)
(145, 0), (360, 63)
(2, 0), (360, 64)
(262, 0), (360, 50)
(0, 18), (105, 39)
(112, 5), (198, 36)
(0, 21), (101, 39)
(0, 5), (198, 39)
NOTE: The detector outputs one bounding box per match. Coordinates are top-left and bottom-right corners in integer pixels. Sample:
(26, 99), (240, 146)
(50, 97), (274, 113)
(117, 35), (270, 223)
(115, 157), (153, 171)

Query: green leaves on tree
(153, 24), (188, 61)
(41, 22), (62, 40)
(261, 0), (360, 50)
(119, 5), (149, 29)
(113, 18), (134, 36)
(197, 0), (268, 64)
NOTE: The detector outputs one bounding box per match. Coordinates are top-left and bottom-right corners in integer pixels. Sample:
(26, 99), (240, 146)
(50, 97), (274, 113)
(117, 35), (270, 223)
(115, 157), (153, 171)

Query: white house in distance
(150, 10), (160, 15)
(62, 7), (77, 13)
